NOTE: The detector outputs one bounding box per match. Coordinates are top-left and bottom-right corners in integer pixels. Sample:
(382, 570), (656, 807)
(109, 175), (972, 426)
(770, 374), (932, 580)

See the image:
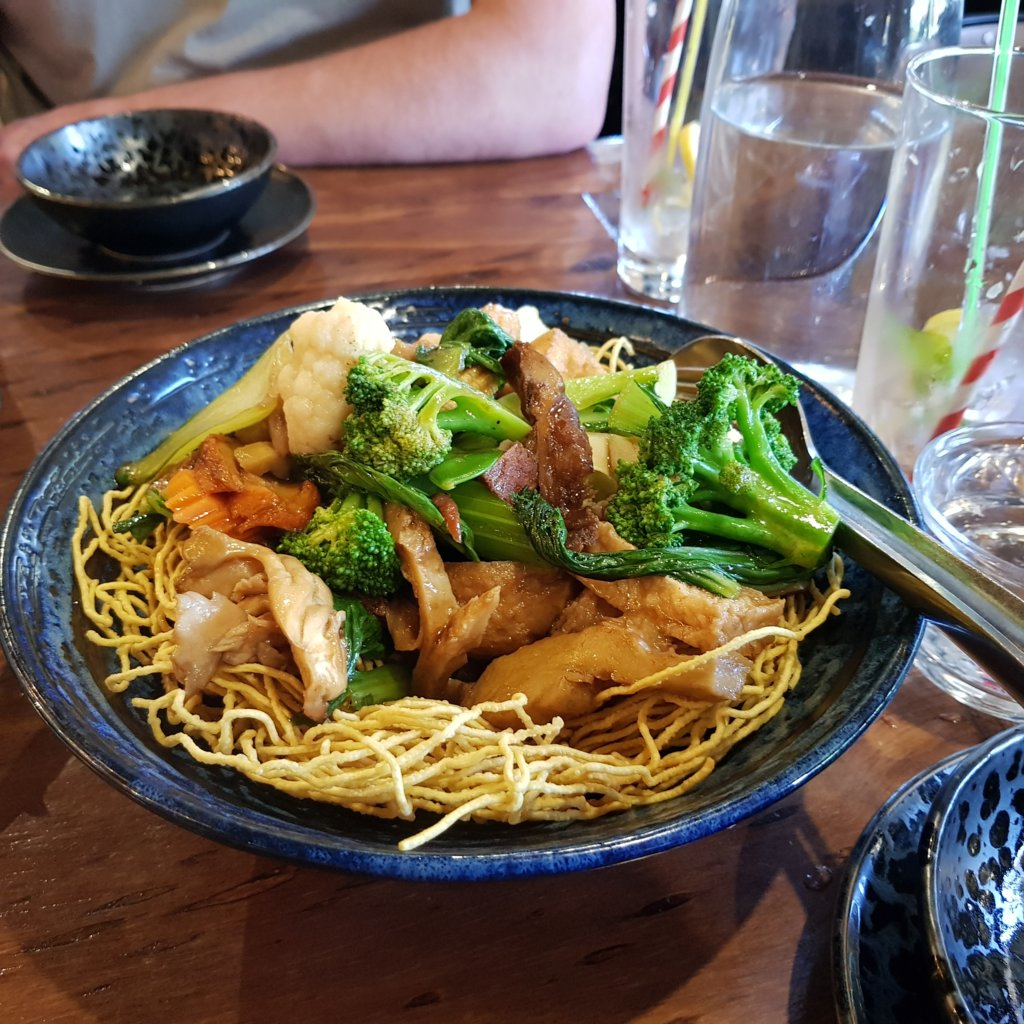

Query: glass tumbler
(680, 0), (962, 388)
(852, 47), (1024, 472)
(913, 421), (1024, 721)
(617, 0), (719, 303)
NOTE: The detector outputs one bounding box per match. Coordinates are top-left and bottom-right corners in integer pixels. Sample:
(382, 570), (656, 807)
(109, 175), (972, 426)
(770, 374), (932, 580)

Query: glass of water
(680, 0), (962, 390)
(617, 0), (720, 304)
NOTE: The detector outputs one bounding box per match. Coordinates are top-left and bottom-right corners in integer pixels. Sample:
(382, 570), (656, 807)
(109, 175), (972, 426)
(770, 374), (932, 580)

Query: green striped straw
(958, 0), (1021, 362)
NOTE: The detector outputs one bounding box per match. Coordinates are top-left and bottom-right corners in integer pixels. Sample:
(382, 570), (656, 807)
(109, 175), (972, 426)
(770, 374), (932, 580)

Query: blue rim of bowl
(0, 286), (924, 880)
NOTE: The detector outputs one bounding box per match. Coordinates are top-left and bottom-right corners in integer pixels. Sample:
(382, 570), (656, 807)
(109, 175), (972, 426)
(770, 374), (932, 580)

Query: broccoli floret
(277, 491), (401, 597)
(606, 353), (838, 568)
(342, 350), (531, 479)
(294, 450), (480, 560)
(511, 490), (815, 598)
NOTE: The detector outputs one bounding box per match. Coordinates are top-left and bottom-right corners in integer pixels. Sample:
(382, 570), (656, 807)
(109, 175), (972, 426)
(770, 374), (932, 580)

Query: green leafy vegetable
(326, 596), (410, 714)
(448, 480), (543, 564)
(564, 359), (676, 433)
(418, 307), (516, 377)
(334, 596), (389, 668)
(115, 340), (283, 487)
(112, 489), (171, 541)
(512, 489), (817, 599)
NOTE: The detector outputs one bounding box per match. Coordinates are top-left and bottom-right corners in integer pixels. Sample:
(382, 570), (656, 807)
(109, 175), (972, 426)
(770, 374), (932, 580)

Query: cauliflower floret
(274, 297), (395, 455)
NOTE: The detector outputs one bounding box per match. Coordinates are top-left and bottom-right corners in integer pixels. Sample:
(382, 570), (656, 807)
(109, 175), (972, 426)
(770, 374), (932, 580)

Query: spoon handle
(824, 467), (1024, 702)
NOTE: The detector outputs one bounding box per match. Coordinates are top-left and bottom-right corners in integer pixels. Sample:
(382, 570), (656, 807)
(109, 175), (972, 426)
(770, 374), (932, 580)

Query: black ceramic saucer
(0, 166), (314, 283)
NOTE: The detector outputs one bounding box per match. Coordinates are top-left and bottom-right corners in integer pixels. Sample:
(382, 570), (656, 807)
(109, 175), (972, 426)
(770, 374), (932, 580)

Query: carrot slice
(161, 442), (319, 541)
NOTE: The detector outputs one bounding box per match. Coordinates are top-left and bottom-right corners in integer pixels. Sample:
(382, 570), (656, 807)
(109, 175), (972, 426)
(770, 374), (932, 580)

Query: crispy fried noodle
(73, 485), (848, 852)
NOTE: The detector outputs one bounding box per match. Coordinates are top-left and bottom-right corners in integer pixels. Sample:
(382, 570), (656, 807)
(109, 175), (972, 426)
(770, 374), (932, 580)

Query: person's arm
(0, 0), (615, 199)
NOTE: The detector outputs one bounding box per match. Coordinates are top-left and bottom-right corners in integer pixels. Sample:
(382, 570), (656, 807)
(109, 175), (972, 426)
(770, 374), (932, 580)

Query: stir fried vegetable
(608, 354), (838, 568)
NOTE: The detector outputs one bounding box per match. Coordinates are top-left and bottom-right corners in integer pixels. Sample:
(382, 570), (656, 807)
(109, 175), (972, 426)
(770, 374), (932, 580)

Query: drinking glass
(680, 0), (961, 394)
(616, 0), (720, 302)
(852, 47), (1024, 471)
(913, 422), (1024, 721)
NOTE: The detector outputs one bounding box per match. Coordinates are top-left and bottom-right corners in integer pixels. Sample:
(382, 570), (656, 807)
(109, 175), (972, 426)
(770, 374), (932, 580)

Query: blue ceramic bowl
(0, 287), (923, 881)
(921, 726), (1024, 1024)
(833, 748), (973, 1024)
(16, 108), (276, 259)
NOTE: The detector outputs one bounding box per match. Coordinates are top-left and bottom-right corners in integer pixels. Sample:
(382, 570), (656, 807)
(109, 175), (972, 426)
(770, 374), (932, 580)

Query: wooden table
(0, 151), (1007, 1024)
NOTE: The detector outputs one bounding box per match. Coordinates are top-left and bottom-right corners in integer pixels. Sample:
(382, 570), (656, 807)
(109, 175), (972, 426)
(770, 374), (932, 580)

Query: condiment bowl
(921, 725), (1024, 1023)
(16, 108), (277, 260)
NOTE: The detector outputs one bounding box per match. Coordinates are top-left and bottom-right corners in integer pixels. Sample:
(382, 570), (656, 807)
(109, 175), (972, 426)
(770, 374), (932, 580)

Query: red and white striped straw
(930, 260), (1024, 438)
(641, 0), (693, 206)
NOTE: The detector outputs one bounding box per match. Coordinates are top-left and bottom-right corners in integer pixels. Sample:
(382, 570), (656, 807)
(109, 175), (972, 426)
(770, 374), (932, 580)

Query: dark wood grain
(0, 151), (1005, 1024)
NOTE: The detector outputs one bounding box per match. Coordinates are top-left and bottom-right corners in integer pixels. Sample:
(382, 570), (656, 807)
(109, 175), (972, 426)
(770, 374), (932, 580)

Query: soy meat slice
(445, 562), (580, 658)
(469, 613), (751, 727)
(384, 503), (458, 648)
(501, 341), (599, 549)
(480, 442), (538, 501)
(384, 504), (503, 700)
(581, 522), (785, 651)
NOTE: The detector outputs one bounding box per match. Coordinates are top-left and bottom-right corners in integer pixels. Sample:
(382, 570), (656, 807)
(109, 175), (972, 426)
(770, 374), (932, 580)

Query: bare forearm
(207, 0), (616, 164)
(2, 0), (615, 176)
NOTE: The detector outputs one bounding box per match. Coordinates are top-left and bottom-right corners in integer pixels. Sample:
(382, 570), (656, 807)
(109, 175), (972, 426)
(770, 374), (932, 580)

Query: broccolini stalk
(607, 354), (838, 569)
(115, 339), (285, 487)
(512, 490), (816, 598)
(427, 449), (502, 491)
(326, 664), (412, 715)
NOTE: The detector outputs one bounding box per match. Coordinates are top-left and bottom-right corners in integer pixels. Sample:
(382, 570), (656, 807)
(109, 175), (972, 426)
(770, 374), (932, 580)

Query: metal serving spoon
(672, 333), (1024, 701)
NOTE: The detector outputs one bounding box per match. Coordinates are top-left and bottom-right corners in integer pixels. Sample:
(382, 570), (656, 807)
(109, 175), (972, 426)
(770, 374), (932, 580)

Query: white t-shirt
(0, 0), (468, 121)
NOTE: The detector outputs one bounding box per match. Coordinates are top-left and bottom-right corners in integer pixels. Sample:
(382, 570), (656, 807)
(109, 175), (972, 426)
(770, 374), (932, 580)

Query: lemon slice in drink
(676, 120), (700, 179)
(899, 307), (960, 392)
(923, 307), (962, 339)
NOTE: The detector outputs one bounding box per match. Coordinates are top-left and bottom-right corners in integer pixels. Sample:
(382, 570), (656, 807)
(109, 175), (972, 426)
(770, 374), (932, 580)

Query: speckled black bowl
(921, 726), (1024, 1024)
(833, 748), (973, 1024)
(16, 109), (276, 259)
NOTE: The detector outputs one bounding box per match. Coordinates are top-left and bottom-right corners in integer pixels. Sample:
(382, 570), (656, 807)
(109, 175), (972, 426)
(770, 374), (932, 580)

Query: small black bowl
(921, 726), (1024, 1024)
(16, 108), (277, 260)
